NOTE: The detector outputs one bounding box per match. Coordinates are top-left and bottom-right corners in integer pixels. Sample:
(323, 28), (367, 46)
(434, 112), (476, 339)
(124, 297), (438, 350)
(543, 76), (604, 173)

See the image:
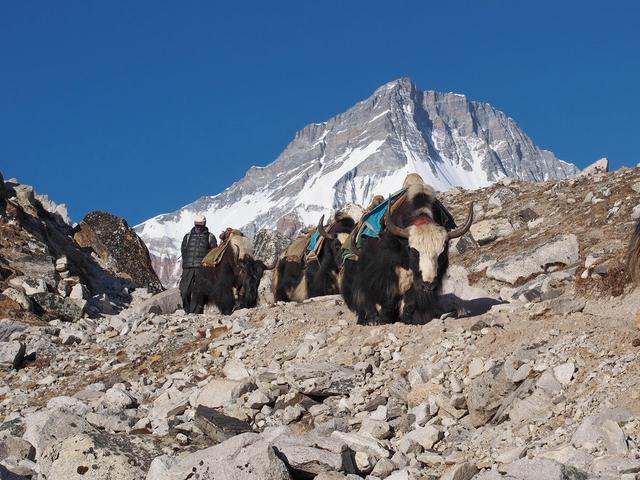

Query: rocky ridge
(2, 166), (640, 479)
(0, 174), (163, 326)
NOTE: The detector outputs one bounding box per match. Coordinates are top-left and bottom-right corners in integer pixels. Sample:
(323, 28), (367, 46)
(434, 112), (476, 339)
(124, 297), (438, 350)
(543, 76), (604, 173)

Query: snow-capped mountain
(135, 78), (578, 286)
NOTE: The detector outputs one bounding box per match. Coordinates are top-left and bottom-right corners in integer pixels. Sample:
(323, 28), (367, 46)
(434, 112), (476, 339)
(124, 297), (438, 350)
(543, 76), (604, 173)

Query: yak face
(236, 257), (268, 308)
(407, 222), (448, 285)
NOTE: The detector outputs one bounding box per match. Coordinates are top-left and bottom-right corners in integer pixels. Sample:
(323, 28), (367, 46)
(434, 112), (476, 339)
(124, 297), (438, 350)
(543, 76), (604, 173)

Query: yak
(272, 214), (356, 302)
(191, 233), (273, 315)
(340, 175), (472, 325)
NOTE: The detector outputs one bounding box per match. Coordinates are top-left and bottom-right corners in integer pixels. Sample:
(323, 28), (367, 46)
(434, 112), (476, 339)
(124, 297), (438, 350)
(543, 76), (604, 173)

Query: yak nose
(421, 282), (436, 292)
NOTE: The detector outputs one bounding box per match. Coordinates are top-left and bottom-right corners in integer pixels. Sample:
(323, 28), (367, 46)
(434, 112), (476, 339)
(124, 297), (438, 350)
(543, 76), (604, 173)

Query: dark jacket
(182, 226), (217, 268)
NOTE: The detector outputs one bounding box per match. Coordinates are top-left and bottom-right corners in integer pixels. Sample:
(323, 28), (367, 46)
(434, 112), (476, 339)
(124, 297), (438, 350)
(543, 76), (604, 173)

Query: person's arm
(181, 234), (188, 258)
(209, 233), (217, 249)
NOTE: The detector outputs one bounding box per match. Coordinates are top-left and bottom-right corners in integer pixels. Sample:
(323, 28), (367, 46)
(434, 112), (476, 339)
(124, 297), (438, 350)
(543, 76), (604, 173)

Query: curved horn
(384, 208), (410, 239)
(233, 244), (241, 262)
(447, 202), (474, 240)
(317, 215), (337, 240)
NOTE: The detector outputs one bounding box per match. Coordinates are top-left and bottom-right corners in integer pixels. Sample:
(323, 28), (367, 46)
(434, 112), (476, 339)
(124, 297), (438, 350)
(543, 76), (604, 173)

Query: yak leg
(379, 298), (400, 324)
(214, 286), (235, 315)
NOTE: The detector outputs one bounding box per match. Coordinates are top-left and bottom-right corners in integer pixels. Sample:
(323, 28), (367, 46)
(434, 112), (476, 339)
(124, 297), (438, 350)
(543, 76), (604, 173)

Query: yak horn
(384, 208), (410, 239)
(233, 244), (241, 261)
(447, 202), (474, 240)
(317, 215), (337, 240)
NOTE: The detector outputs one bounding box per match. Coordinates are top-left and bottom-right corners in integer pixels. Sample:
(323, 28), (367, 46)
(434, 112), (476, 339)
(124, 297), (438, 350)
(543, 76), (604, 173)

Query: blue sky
(1, 1), (639, 225)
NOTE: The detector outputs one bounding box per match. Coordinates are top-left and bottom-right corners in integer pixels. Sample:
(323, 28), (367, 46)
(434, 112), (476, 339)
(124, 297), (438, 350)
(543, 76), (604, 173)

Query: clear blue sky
(1, 1), (639, 225)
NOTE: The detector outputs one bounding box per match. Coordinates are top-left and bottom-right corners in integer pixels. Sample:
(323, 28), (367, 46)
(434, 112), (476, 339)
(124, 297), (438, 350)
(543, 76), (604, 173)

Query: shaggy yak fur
(191, 236), (270, 315)
(341, 183), (472, 325)
(272, 216), (356, 302)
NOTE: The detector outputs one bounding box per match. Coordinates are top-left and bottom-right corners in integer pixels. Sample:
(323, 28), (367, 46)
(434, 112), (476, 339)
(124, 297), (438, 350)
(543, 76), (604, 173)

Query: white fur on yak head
(386, 173), (473, 285)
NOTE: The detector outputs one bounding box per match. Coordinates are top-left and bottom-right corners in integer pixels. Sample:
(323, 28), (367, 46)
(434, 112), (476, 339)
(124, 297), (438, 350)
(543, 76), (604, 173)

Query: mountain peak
(136, 80), (578, 287)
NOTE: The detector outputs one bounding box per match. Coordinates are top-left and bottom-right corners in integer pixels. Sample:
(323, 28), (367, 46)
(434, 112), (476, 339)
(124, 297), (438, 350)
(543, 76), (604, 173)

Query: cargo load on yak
(342, 188), (457, 263)
(201, 229), (248, 267)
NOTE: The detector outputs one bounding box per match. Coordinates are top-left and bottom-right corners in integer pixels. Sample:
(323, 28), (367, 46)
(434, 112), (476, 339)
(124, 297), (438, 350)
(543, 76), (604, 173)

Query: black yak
(191, 232), (273, 314)
(272, 214), (356, 302)
(340, 174), (472, 325)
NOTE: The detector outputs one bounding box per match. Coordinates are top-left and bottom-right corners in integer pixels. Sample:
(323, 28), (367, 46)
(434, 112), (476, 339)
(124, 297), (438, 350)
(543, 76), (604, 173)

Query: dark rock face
(74, 212), (163, 293)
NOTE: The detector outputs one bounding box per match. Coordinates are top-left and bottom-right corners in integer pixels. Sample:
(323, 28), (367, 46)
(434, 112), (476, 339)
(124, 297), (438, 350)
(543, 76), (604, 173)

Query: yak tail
(626, 218), (640, 283)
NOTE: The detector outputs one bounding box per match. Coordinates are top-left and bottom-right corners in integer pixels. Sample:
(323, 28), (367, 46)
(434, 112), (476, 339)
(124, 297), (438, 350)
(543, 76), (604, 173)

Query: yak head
(316, 213), (356, 270)
(385, 180), (473, 290)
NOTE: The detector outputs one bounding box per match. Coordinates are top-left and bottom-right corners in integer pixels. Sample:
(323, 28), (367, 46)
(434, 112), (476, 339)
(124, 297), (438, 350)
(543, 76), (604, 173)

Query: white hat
(194, 215), (206, 226)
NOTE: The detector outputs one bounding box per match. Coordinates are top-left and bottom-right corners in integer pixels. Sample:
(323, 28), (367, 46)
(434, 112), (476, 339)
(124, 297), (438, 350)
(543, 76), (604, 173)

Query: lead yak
(272, 213), (356, 302)
(341, 175), (473, 325)
(191, 232), (273, 314)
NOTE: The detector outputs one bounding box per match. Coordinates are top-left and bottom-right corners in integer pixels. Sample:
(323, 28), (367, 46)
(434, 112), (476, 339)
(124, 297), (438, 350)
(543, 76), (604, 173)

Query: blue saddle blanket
(307, 230), (322, 253)
(357, 189), (405, 243)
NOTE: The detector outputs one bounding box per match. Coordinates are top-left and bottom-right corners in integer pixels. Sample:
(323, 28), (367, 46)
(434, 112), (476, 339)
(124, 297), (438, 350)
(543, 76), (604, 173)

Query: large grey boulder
(284, 362), (363, 397)
(30, 292), (85, 321)
(0, 341), (25, 370)
(146, 432), (291, 480)
(486, 234), (580, 284)
(133, 287), (182, 316)
(40, 432), (162, 480)
(272, 431), (356, 476)
(22, 409), (94, 466)
(465, 362), (517, 427)
(488, 187), (517, 210)
(470, 218), (514, 245)
(502, 458), (588, 480)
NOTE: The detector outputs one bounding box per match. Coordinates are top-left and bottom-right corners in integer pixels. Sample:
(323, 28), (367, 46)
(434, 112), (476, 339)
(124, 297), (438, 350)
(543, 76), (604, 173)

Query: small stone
(553, 362), (575, 385)
(468, 358), (484, 379)
(176, 433), (189, 445)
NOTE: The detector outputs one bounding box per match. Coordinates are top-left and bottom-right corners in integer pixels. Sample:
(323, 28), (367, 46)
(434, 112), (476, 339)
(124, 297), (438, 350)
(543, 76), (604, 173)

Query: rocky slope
(2, 166), (639, 479)
(0, 174), (162, 325)
(136, 78), (578, 287)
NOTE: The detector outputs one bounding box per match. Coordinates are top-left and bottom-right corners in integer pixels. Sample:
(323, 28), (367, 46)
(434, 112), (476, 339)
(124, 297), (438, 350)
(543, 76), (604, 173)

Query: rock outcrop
(74, 211), (163, 293)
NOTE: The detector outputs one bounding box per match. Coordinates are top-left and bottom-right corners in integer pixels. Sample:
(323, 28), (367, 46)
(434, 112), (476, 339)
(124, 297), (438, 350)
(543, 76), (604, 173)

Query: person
(179, 215), (217, 313)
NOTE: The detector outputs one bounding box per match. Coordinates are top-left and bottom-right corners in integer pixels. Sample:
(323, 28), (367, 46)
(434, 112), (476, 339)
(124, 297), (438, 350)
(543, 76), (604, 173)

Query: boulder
(488, 187), (517, 209)
(439, 462), (479, 480)
(465, 363), (517, 427)
(196, 379), (243, 409)
(502, 458), (588, 480)
(272, 431), (356, 476)
(470, 218), (514, 245)
(1, 289), (31, 312)
(133, 288), (182, 316)
(0, 341), (25, 370)
(22, 409), (94, 462)
(31, 292), (85, 321)
(486, 234), (580, 284)
(578, 157), (608, 177)
(284, 362), (363, 397)
(330, 431), (390, 459)
(0, 432), (34, 463)
(146, 432), (291, 480)
(73, 211), (163, 293)
(40, 432), (161, 480)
